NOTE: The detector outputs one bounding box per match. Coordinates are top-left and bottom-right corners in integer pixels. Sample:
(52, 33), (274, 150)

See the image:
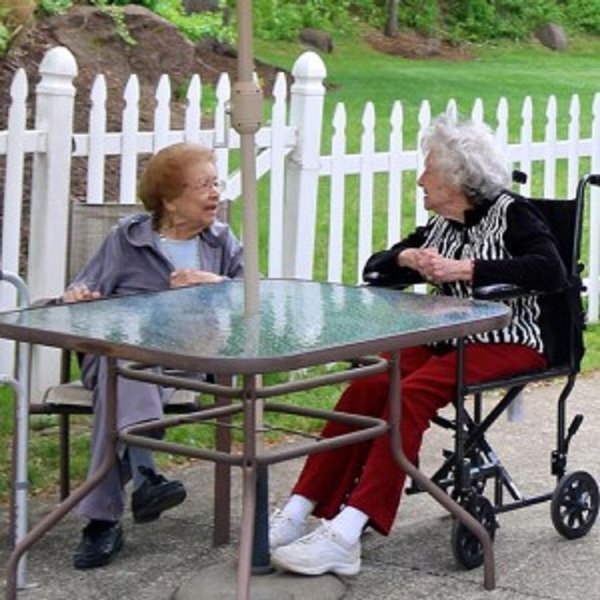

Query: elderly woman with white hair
(269, 114), (568, 577)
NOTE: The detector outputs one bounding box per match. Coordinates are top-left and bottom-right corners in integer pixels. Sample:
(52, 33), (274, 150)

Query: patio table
(1, 279), (509, 600)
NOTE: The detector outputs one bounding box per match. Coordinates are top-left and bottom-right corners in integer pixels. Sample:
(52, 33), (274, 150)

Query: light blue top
(157, 235), (200, 270)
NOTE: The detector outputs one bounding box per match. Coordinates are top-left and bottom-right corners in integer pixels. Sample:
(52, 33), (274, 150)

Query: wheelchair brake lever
(565, 413), (584, 451)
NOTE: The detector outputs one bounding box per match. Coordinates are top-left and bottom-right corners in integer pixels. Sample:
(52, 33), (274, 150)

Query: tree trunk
(384, 0), (399, 37)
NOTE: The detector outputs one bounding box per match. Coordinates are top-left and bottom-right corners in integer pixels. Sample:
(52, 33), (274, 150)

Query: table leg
(252, 463), (272, 573)
(237, 374), (257, 600)
(387, 349), (496, 591)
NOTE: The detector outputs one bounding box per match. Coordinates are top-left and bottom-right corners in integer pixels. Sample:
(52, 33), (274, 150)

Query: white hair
(421, 114), (511, 205)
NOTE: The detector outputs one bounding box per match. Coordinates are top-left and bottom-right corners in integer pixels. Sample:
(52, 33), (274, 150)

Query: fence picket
(184, 74), (201, 143)
(588, 93), (600, 322)
(519, 96), (533, 197)
(495, 97), (509, 152)
(387, 101), (403, 247)
(267, 72), (288, 278)
(0, 69), (28, 375)
(87, 75), (107, 203)
(357, 102), (376, 283)
(544, 96), (557, 198)
(153, 75), (172, 151)
(416, 100), (430, 226)
(567, 94), (581, 197)
(471, 98), (484, 124)
(328, 103), (347, 284)
(120, 75), (140, 204)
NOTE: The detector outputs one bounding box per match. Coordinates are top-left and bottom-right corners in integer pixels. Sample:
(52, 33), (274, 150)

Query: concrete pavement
(2, 370), (600, 599)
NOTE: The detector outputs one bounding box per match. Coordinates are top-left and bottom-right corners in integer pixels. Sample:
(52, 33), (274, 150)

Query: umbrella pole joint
(231, 82), (263, 135)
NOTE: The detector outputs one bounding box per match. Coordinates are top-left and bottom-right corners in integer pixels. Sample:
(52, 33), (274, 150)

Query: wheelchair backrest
(527, 194), (585, 370)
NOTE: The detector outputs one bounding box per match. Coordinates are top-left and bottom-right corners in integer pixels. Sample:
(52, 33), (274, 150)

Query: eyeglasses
(183, 179), (226, 194)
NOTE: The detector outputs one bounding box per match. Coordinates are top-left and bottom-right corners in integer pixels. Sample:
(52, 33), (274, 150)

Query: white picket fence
(1, 46), (600, 397)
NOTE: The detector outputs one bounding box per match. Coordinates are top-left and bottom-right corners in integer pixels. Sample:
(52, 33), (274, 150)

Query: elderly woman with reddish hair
(63, 142), (243, 569)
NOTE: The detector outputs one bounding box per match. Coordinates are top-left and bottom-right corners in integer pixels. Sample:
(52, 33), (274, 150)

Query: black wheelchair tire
(551, 470), (599, 540)
(451, 495), (497, 570)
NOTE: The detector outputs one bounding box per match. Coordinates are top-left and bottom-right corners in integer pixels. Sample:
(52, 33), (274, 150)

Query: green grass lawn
(2, 32), (600, 503)
(248, 34), (600, 284)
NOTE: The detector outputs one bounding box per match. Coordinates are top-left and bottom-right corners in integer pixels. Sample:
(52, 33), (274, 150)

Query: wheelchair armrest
(363, 270), (411, 290)
(473, 283), (531, 301)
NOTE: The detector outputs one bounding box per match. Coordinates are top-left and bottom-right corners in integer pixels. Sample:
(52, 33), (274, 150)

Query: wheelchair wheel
(451, 495), (497, 570)
(551, 470), (599, 540)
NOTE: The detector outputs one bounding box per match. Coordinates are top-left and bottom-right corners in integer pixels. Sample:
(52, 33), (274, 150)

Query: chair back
(529, 194), (585, 370)
(67, 200), (232, 283)
(67, 202), (142, 283)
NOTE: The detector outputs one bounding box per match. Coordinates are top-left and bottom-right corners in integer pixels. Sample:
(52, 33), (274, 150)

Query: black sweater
(363, 191), (569, 355)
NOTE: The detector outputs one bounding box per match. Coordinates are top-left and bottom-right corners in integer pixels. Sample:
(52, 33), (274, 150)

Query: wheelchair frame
(407, 173), (600, 569)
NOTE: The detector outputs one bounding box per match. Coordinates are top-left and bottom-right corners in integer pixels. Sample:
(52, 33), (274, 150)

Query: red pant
(293, 343), (546, 535)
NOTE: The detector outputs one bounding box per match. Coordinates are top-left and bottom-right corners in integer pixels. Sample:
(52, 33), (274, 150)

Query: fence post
(27, 46), (77, 401)
(281, 51), (326, 279)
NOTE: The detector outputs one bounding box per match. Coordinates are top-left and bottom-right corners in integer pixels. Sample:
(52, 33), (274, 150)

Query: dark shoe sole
(133, 484), (187, 523)
(73, 528), (124, 570)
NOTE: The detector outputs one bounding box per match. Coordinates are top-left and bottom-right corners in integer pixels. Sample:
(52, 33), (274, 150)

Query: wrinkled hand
(169, 269), (224, 288)
(62, 284), (102, 303)
(398, 248), (472, 284)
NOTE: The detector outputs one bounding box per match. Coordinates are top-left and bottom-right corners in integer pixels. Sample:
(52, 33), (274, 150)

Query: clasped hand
(169, 269), (224, 287)
(399, 248), (471, 285)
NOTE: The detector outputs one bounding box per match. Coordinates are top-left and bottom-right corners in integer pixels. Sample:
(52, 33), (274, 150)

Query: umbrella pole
(232, 0), (263, 318)
(232, 3), (264, 599)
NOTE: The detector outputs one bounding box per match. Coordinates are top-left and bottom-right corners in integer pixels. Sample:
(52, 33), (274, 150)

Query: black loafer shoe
(131, 467), (187, 524)
(73, 520), (123, 569)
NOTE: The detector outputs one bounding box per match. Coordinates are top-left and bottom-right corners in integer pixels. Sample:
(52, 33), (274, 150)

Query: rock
(182, 0), (219, 15)
(299, 28), (334, 53)
(534, 23), (568, 51)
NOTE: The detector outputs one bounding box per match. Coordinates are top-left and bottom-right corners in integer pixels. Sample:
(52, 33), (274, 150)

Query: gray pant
(76, 356), (172, 521)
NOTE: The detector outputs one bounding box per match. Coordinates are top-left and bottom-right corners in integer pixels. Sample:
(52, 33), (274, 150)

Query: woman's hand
(169, 269), (224, 288)
(62, 284), (102, 303)
(398, 248), (473, 284)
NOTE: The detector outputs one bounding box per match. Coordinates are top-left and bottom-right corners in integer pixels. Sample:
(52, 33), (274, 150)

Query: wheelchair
(400, 173), (600, 569)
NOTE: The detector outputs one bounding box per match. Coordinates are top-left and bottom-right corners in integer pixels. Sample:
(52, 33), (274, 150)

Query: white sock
(331, 506), (369, 545)
(281, 494), (315, 522)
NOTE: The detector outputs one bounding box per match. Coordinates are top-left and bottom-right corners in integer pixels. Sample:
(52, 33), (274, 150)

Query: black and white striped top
(364, 191), (568, 356)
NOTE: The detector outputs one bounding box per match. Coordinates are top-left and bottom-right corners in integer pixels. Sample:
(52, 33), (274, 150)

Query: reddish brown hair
(137, 142), (215, 223)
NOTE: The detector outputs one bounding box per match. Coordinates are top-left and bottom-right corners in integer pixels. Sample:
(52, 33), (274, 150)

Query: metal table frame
(1, 280), (509, 600)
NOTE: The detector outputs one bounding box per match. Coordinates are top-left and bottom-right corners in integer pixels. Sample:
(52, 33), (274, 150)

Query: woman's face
(418, 152), (468, 219)
(164, 161), (220, 230)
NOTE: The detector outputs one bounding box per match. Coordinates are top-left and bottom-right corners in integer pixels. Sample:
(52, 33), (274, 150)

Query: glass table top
(0, 279), (509, 373)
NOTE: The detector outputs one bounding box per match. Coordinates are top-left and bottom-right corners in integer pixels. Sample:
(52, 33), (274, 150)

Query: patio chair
(7, 199), (234, 548)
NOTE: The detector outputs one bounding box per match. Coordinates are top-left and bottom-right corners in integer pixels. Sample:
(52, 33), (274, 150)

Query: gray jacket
(73, 213), (243, 520)
(69, 212), (244, 390)
(70, 212), (244, 296)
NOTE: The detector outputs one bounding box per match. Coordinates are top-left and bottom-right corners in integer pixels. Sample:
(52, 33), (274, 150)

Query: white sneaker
(271, 520), (361, 576)
(269, 509), (306, 551)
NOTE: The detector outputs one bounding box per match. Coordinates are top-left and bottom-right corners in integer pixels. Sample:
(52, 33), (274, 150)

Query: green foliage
(102, 0), (160, 9)
(0, 24), (10, 55)
(562, 0), (600, 34)
(444, 0), (562, 42)
(253, 0), (364, 42)
(91, 0), (137, 45)
(153, 0), (235, 43)
(38, 0), (73, 15)
(417, 0), (600, 43)
(397, 0), (439, 36)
